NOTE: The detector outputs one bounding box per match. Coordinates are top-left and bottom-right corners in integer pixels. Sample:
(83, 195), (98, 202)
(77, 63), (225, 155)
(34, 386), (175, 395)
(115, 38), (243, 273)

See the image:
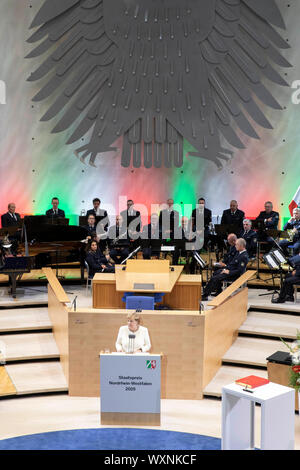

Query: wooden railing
(207, 270), (256, 308)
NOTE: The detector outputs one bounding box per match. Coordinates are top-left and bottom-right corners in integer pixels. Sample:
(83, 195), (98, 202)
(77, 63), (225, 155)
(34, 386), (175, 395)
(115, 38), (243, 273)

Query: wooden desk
(92, 272), (201, 310)
(115, 265), (183, 293)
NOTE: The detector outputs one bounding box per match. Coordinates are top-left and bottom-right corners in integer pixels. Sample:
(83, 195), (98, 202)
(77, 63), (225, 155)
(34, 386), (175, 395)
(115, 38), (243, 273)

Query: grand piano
(0, 216), (88, 297)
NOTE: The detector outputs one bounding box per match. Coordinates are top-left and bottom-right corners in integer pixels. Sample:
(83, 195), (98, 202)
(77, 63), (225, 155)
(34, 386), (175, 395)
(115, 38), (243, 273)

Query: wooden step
(239, 311), (300, 339)
(0, 366), (17, 396)
(203, 365), (268, 398)
(0, 333), (59, 362)
(248, 289), (300, 313)
(0, 308), (51, 332)
(5, 362), (68, 395)
(222, 336), (289, 367)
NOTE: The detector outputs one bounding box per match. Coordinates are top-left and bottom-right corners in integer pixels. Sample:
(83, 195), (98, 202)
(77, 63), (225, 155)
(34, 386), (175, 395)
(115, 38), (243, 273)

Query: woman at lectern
(115, 313), (151, 354)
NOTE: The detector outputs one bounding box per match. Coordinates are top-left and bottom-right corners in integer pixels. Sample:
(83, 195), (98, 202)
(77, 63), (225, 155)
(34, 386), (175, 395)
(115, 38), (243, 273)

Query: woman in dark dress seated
(85, 240), (115, 277)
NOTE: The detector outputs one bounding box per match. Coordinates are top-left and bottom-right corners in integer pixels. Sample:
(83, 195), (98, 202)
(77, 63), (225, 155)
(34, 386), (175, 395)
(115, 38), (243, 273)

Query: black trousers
(109, 247), (129, 263)
(279, 274), (300, 299)
(203, 270), (238, 296)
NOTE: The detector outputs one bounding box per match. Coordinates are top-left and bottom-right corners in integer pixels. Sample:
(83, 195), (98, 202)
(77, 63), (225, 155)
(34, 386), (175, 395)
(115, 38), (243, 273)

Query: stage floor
(0, 284), (299, 450)
(0, 394), (299, 450)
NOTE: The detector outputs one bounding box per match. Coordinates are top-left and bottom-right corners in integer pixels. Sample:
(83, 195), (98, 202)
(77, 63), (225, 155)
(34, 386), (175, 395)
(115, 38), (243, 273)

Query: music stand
(260, 248), (288, 298)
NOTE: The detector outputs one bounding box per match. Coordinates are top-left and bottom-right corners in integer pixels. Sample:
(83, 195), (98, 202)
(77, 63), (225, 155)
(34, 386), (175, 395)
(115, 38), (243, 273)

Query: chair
(293, 284), (300, 303)
(122, 292), (164, 303)
(84, 260), (93, 295)
(126, 296), (155, 310)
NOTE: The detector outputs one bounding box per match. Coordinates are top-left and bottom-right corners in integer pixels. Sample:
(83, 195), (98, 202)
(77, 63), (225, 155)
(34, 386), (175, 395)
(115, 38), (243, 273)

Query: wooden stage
(44, 266), (250, 399)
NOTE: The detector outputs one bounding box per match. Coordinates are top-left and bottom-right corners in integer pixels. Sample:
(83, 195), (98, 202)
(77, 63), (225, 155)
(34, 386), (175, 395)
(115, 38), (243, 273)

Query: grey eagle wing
(27, 0), (120, 166)
(105, 0), (291, 169)
(186, 0), (292, 167)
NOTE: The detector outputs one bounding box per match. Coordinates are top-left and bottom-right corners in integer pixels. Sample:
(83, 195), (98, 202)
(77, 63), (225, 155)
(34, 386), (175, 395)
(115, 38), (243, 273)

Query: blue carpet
(0, 428), (221, 450)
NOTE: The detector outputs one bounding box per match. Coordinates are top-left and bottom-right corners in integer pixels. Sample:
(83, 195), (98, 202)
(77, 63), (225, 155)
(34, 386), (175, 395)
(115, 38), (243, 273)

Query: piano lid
(24, 216), (88, 242)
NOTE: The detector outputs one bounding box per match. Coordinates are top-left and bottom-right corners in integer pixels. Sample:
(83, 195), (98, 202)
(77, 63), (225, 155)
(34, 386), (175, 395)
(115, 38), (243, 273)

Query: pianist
(45, 197), (65, 218)
(115, 313), (151, 354)
(85, 240), (115, 275)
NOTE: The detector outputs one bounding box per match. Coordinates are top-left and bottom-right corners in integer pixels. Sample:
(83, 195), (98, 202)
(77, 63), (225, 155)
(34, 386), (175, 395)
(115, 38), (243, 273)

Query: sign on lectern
(100, 353), (161, 425)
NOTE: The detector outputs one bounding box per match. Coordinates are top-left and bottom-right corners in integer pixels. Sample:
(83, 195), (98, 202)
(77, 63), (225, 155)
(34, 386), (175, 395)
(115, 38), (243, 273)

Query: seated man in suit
(202, 238), (249, 301)
(46, 197), (65, 218)
(214, 233), (237, 270)
(86, 198), (109, 230)
(221, 200), (245, 232)
(82, 214), (98, 240)
(120, 199), (141, 235)
(108, 215), (130, 263)
(159, 198), (180, 240)
(272, 254), (300, 303)
(240, 219), (257, 260)
(255, 201), (279, 250)
(279, 207), (300, 256)
(1, 203), (21, 227)
(255, 201), (279, 230)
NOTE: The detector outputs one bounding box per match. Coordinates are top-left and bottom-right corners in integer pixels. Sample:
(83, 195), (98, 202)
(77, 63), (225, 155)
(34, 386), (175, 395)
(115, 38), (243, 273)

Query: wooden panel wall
(68, 309), (205, 399)
(202, 288), (248, 389)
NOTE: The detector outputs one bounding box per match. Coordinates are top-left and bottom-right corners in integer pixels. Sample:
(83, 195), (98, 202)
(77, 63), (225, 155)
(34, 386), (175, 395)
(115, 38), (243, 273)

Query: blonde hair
(127, 312), (142, 325)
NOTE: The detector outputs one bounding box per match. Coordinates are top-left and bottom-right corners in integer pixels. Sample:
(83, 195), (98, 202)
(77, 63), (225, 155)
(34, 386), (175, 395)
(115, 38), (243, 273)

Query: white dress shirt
(115, 325), (151, 353)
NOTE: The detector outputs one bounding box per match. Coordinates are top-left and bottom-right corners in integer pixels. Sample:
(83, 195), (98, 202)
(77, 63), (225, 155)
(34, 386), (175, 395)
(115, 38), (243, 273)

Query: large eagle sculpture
(27, 0), (291, 169)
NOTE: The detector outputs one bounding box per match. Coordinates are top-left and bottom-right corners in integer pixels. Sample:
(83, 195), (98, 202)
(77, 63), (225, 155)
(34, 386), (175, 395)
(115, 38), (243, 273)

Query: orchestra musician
(120, 199), (141, 234)
(221, 200), (245, 231)
(45, 197), (65, 218)
(271, 254), (300, 303)
(85, 240), (115, 276)
(108, 215), (130, 263)
(86, 198), (109, 230)
(279, 207), (300, 256)
(82, 214), (98, 241)
(254, 201), (279, 250)
(173, 216), (194, 268)
(202, 238), (249, 301)
(239, 219), (257, 260)
(142, 213), (161, 260)
(1, 203), (22, 255)
(159, 198), (180, 240)
(1, 203), (21, 227)
(191, 197), (213, 250)
(216, 233), (238, 268)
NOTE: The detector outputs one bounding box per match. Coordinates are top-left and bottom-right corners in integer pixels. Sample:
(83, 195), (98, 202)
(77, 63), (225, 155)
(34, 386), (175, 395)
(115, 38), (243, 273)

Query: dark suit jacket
(239, 229), (257, 258)
(120, 209), (141, 232)
(85, 249), (108, 277)
(227, 250), (249, 277)
(86, 209), (109, 229)
(46, 208), (65, 218)
(159, 209), (180, 239)
(1, 212), (21, 228)
(192, 207), (212, 230)
(221, 209), (245, 229)
(255, 211), (279, 230)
